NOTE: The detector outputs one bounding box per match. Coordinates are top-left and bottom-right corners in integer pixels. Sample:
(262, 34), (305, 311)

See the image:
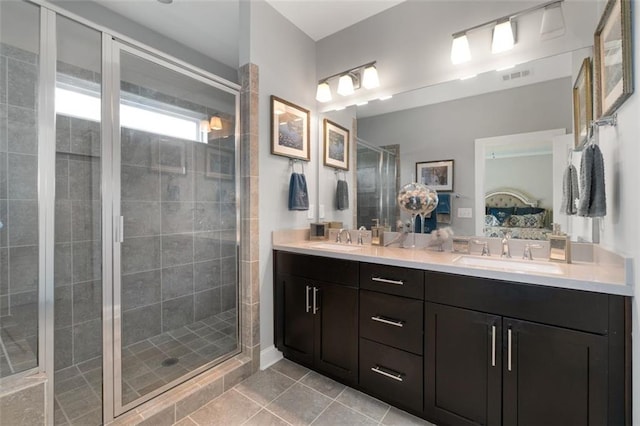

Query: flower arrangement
(397, 182), (438, 215)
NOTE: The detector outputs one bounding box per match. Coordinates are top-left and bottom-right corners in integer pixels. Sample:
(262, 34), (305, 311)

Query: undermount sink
(454, 255), (564, 275)
(310, 242), (364, 252)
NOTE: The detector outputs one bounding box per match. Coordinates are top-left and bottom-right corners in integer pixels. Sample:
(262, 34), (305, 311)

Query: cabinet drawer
(360, 290), (423, 355)
(359, 338), (423, 413)
(360, 263), (424, 299)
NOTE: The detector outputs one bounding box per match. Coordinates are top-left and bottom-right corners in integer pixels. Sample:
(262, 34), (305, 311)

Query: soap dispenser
(371, 219), (382, 246)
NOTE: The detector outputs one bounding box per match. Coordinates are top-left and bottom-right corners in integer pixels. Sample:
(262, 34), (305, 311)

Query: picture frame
(594, 0), (634, 118)
(572, 57), (593, 148)
(270, 95), (310, 161)
(152, 138), (186, 175)
(323, 119), (350, 170)
(205, 146), (234, 180)
(416, 159), (454, 192)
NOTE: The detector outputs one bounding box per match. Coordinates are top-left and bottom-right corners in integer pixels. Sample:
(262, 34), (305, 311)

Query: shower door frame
(105, 40), (242, 418)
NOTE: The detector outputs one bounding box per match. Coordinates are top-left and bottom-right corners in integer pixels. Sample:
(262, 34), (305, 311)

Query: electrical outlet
(307, 204), (315, 220)
(458, 208), (472, 218)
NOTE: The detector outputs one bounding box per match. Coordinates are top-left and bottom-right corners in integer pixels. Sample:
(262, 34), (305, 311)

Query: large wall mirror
(320, 46), (597, 242)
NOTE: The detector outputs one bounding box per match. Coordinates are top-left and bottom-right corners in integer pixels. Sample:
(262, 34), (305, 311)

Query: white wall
(240, 0), (318, 360)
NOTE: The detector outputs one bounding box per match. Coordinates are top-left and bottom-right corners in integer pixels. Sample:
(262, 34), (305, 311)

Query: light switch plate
(307, 204), (315, 220)
(319, 204), (325, 219)
(458, 208), (472, 218)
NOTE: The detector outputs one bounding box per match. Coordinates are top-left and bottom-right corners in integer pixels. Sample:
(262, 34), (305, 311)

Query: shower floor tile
(53, 308), (238, 426)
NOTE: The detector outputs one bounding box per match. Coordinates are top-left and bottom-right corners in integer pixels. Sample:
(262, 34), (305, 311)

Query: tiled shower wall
(0, 42), (40, 377)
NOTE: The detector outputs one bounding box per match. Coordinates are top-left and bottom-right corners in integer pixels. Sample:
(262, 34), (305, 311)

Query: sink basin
(454, 255), (563, 275)
(310, 242), (364, 252)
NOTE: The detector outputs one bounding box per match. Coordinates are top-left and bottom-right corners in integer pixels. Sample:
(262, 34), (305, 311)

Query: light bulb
(315, 82), (332, 102)
(492, 20), (515, 54)
(362, 65), (380, 89)
(450, 34), (471, 64)
(337, 74), (355, 96)
(210, 116), (222, 130)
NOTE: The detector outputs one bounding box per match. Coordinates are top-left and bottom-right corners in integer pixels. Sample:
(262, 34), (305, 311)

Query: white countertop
(273, 239), (633, 296)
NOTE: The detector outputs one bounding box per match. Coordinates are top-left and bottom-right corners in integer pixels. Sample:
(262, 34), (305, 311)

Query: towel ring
(289, 158), (305, 174)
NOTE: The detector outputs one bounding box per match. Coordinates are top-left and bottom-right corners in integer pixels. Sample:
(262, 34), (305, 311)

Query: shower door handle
(115, 216), (124, 243)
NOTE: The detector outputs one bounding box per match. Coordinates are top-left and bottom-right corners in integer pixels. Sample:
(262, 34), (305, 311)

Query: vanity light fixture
(450, 0), (564, 64)
(210, 116), (222, 131)
(316, 61), (379, 102)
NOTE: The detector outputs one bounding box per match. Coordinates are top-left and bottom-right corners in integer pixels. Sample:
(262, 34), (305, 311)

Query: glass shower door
(114, 45), (239, 412)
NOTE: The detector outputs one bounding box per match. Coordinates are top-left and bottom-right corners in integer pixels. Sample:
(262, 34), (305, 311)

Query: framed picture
(205, 146), (234, 179)
(270, 95), (310, 161)
(594, 0), (633, 118)
(416, 159), (454, 192)
(152, 138), (186, 174)
(572, 57), (593, 148)
(323, 119), (350, 170)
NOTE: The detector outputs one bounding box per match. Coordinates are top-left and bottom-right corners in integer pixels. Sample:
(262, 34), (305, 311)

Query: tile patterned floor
(54, 309), (239, 426)
(178, 358), (435, 426)
(0, 313), (38, 378)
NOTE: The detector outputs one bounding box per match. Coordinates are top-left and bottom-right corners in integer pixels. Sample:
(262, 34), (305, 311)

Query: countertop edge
(273, 243), (634, 297)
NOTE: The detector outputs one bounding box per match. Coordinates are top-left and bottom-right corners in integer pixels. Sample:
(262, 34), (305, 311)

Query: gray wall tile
(122, 165), (159, 201)
(9, 245), (38, 293)
(8, 199), (38, 246)
(55, 201), (72, 243)
(0, 56), (6, 104)
(162, 295), (194, 332)
(122, 270), (161, 311)
(0, 381), (45, 426)
(72, 241), (101, 283)
(54, 243), (72, 287)
(194, 173), (220, 202)
(122, 201), (160, 237)
(220, 284), (237, 312)
(195, 288), (221, 321)
(7, 58), (37, 109)
(194, 232), (221, 261)
(0, 104), (6, 152)
(0, 248), (7, 295)
(194, 202), (220, 232)
(54, 285), (72, 330)
(70, 117), (100, 156)
(122, 236), (161, 274)
(56, 115), (71, 152)
(73, 319), (102, 363)
(0, 152), (7, 200)
(8, 153), (37, 199)
(220, 257), (237, 286)
(1, 45), (37, 64)
(161, 202), (194, 234)
(161, 172), (193, 202)
(7, 106), (37, 155)
(162, 264), (194, 301)
(194, 259), (221, 292)
(220, 203), (237, 231)
(55, 157), (69, 200)
(121, 128), (157, 168)
(69, 158), (100, 201)
(72, 280), (101, 324)
(161, 234), (193, 267)
(54, 326), (73, 371)
(71, 200), (101, 242)
(0, 200), (6, 247)
(122, 303), (161, 347)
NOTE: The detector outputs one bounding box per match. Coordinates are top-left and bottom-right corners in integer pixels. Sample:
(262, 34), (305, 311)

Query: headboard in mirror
(484, 188), (552, 241)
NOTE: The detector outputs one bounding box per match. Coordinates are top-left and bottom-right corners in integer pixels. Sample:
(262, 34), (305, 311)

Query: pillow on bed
(515, 207), (545, 215)
(506, 212), (545, 228)
(484, 215), (500, 227)
(486, 207), (515, 225)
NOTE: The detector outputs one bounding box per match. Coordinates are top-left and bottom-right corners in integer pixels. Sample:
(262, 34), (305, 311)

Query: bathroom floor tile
(311, 401), (379, 426)
(266, 382), (332, 425)
(189, 389), (261, 426)
(234, 368), (295, 406)
(299, 371), (345, 399)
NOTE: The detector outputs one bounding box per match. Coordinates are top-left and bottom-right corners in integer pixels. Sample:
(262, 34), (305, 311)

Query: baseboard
(260, 345), (283, 370)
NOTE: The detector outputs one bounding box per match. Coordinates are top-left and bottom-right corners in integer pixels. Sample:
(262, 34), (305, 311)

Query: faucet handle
(472, 239), (490, 256)
(523, 243), (542, 260)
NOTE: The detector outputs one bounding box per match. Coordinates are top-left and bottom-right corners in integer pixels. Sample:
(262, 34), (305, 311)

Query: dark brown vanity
(273, 250), (631, 426)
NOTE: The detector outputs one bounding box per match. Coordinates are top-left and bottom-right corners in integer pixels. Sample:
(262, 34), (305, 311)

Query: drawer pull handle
(305, 286), (311, 313)
(371, 277), (404, 286)
(313, 287), (319, 314)
(371, 365), (404, 382)
(507, 328), (512, 372)
(371, 316), (404, 328)
(491, 325), (496, 367)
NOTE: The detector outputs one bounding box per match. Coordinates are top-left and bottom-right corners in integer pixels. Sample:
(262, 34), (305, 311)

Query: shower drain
(161, 357), (179, 367)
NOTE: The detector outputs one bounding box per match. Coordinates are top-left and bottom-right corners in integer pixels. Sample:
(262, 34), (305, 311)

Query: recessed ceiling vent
(502, 69), (531, 81)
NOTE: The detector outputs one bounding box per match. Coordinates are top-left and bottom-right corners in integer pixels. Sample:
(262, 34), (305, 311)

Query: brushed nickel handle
(313, 287), (319, 314)
(371, 277), (404, 286)
(371, 316), (404, 328)
(508, 328), (512, 372)
(371, 365), (404, 382)
(305, 285), (311, 313)
(491, 325), (496, 367)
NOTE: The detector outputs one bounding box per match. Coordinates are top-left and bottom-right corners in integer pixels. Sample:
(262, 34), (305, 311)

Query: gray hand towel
(577, 144), (606, 217)
(336, 179), (349, 210)
(288, 172), (309, 211)
(560, 164), (579, 215)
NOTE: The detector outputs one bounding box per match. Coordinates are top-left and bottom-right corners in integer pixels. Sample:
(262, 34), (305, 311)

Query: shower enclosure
(356, 139), (399, 230)
(1, 2), (241, 424)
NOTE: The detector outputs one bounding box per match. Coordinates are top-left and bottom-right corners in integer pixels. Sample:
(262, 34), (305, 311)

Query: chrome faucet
(523, 243), (542, 260)
(501, 231), (512, 258)
(336, 228), (352, 244)
(357, 226), (367, 245)
(472, 240), (491, 256)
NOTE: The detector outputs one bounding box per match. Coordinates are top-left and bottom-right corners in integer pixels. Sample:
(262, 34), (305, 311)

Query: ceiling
(93, 0), (405, 68)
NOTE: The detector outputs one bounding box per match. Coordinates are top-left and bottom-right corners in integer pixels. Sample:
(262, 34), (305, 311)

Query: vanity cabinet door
(502, 318), (607, 426)
(314, 281), (358, 383)
(425, 303), (502, 426)
(275, 273), (314, 366)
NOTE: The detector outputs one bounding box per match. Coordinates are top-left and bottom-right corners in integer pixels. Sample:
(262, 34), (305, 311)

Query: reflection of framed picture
(206, 147), (234, 179)
(594, 0), (633, 118)
(152, 139), (186, 174)
(270, 95), (310, 161)
(572, 58), (593, 148)
(323, 119), (350, 170)
(416, 159), (454, 192)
